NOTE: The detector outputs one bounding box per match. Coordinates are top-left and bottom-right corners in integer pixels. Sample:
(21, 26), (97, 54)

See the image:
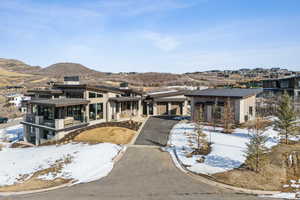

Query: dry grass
(0, 156), (72, 192)
(213, 143), (300, 191)
(74, 127), (136, 144)
(0, 68), (30, 77)
(30, 77), (48, 83)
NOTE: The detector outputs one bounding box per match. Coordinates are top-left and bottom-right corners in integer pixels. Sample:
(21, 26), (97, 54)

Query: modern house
(143, 90), (189, 116)
(186, 88), (262, 124)
(21, 78), (144, 145)
(21, 77), (191, 145)
(262, 75), (300, 98)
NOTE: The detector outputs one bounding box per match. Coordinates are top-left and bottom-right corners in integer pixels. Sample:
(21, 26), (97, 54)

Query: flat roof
(147, 90), (187, 98)
(185, 88), (262, 98)
(109, 97), (141, 102)
(29, 98), (90, 107)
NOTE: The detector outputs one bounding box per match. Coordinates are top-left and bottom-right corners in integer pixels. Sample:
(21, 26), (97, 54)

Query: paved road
(134, 116), (179, 146)
(5, 117), (280, 200)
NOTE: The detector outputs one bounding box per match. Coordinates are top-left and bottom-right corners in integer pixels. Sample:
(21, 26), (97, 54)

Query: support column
(183, 100), (188, 115)
(191, 98), (195, 121)
(138, 100), (142, 117)
(35, 128), (41, 145)
(86, 105), (90, 122)
(153, 102), (157, 115)
(168, 102), (172, 116)
(23, 125), (30, 143)
(146, 103), (149, 116)
(130, 101), (133, 116)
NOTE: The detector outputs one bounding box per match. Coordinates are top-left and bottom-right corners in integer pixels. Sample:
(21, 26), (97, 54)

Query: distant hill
(105, 72), (190, 87)
(38, 62), (106, 78)
(0, 58), (41, 74)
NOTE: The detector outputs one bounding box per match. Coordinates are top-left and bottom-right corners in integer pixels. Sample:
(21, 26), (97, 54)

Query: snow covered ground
(261, 192), (300, 199)
(167, 122), (280, 175)
(0, 124), (23, 142)
(0, 143), (123, 186)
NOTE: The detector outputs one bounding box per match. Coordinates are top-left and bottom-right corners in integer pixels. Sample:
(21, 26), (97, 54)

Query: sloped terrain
(0, 58), (41, 74)
(38, 63), (106, 79)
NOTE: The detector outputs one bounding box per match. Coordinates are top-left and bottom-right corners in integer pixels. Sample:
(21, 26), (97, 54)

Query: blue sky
(0, 0), (300, 73)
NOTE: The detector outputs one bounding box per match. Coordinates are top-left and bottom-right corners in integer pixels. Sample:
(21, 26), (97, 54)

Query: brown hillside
(105, 72), (191, 87)
(0, 58), (41, 74)
(39, 63), (106, 78)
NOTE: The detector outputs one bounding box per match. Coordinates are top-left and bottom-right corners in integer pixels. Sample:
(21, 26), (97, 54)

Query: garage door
(157, 102), (168, 115)
(171, 102), (182, 115)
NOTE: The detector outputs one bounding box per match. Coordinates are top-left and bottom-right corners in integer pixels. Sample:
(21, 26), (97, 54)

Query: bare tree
(212, 99), (221, 132)
(194, 106), (209, 154)
(223, 97), (234, 134)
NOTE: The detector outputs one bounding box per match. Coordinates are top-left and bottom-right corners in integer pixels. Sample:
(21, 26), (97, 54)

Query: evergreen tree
(244, 117), (269, 172)
(274, 92), (297, 144)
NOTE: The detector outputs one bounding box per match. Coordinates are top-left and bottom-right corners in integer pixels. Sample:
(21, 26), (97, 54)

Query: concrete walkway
(9, 117), (279, 200)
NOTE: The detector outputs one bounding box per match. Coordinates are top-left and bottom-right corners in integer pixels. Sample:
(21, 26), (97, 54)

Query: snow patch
(0, 124), (23, 142)
(0, 143), (122, 186)
(168, 122), (281, 175)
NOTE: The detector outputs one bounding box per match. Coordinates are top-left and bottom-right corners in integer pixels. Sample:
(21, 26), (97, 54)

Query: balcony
(22, 114), (88, 131)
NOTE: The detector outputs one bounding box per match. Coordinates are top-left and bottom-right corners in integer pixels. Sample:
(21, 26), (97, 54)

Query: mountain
(38, 62), (106, 78)
(0, 58), (41, 74)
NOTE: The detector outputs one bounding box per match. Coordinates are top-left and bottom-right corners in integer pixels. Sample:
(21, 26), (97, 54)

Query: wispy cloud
(91, 0), (195, 16)
(142, 31), (181, 51)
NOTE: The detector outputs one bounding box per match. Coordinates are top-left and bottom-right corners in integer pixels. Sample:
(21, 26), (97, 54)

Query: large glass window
(66, 92), (83, 98)
(38, 106), (54, 120)
(96, 103), (103, 119)
(89, 92), (96, 98)
(249, 106), (253, 116)
(280, 80), (289, 88)
(89, 104), (96, 120)
(89, 92), (103, 98)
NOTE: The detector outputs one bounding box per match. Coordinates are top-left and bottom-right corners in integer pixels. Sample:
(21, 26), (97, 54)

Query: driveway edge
(129, 116), (149, 145)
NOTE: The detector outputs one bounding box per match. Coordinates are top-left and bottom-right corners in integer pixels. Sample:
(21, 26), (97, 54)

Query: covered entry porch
(109, 97), (142, 120)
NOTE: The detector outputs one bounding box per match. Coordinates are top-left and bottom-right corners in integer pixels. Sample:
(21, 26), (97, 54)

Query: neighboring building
(143, 90), (189, 116)
(262, 75), (300, 98)
(186, 88), (262, 124)
(5, 94), (30, 111)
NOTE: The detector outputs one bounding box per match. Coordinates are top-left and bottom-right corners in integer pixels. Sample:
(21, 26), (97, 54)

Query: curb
(168, 147), (281, 196)
(0, 146), (127, 197)
(129, 117), (149, 145)
(0, 182), (73, 197)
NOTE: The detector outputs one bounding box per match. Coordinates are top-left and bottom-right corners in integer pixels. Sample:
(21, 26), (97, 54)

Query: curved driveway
(9, 117), (279, 200)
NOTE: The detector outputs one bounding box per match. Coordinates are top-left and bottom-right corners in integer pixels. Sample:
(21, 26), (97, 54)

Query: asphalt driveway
(134, 116), (179, 146)
(8, 117), (280, 200)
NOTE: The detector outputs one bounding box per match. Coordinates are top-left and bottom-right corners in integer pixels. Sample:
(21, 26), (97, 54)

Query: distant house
(186, 88), (262, 124)
(262, 75), (300, 98)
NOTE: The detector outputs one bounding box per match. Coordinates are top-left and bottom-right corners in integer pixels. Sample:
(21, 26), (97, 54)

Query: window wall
(89, 103), (104, 121)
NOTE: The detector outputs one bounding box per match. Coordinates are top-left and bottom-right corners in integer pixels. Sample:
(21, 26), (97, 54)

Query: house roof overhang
(28, 98), (90, 107)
